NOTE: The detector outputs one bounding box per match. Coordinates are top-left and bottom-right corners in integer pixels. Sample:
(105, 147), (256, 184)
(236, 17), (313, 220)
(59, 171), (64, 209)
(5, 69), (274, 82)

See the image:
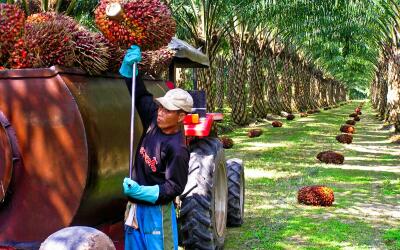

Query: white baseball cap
(155, 88), (193, 113)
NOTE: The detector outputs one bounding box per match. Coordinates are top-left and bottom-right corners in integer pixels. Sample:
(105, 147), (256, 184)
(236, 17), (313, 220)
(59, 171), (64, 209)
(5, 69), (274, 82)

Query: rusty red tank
(0, 66), (168, 248)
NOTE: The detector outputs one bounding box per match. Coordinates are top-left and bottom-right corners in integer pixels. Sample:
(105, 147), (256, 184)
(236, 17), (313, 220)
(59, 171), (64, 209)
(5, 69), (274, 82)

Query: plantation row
(176, 38), (348, 126)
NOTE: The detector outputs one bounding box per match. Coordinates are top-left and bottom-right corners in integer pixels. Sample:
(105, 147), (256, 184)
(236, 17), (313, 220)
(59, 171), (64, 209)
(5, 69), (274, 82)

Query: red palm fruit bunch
(287, 114), (295, 120)
(26, 12), (78, 33)
(26, 12), (52, 23)
(7, 38), (30, 68)
(298, 185), (334, 206)
(247, 129), (263, 138)
(0, 4), (25, 64)
(300, 112), (308, 117)
(25, 12), (111, 74)
(336, 134), (353, 144)
(219, 136), (234, 149)
(316, 151), (344, 164)
(346, 120), (356, 125)
(272, 121), (283, 127)
(95, 0), (176, 51)
(24, 12), (110, 74)
(9, 18), (75, 68)
(353, 116), (361, 121)
(0, 66), (6, 70)
(74, 30), (111, 75)
(139, 47), (175, 77)
(340, 125), (355, 134)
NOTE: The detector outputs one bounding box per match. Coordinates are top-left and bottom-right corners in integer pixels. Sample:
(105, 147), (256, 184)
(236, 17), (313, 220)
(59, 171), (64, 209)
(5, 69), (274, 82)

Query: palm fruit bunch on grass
(316, 151), (344, 164)
(139, 47), (175, 77)
(306, 110), (314, 114)
(336, 134), (353, 144)
(346, 120), (356, 125)
(219, 136), (234, 149)
(353, 116), (361, 122)
(298, 185), (334, 206)
(247, 129), (263, 138)
(286, 114), (295, 120)
(313, 109), (321, 113)
(95, 0), (176, 51)
(300, 112), (308, 117)
(340, 125), (355, 134)
(272, 121), (283, 127)
(9, 13), (76, 68)
(0, 3), (25, 65)
(349, 113), (358, 117)
(355, 107), (362, 115)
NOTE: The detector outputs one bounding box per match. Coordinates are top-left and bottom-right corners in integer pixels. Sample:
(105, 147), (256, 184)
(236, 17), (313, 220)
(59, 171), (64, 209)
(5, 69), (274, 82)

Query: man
(119, 45), (193, 250)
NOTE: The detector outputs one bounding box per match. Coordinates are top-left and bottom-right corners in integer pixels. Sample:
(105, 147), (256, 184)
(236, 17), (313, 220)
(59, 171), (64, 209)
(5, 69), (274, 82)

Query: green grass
(222, 101), (400, 250)
(383, 228), (400, 250)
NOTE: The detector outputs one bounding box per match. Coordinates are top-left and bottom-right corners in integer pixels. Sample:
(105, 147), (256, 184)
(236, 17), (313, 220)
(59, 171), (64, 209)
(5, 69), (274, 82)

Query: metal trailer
(0, 38), (244, 250)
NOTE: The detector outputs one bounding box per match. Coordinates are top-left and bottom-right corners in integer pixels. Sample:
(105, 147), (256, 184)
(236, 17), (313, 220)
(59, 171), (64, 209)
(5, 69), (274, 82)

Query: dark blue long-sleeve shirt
(124, 75), (189, 205)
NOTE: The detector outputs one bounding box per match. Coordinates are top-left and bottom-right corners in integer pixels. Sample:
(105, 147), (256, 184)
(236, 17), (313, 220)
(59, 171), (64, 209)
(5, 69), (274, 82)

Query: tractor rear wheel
(226, 159), (245, 227)
(179, 138), (227, 250)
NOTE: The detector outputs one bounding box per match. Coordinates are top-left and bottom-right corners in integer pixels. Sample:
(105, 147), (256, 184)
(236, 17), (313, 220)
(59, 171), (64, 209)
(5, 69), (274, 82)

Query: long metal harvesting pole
(129, 63), (137, 179)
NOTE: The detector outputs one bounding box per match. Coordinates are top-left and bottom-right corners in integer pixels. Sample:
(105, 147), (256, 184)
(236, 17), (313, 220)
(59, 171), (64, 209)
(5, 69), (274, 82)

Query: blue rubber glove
(123, 177), (159, 204)
(119, 45), (142, 78)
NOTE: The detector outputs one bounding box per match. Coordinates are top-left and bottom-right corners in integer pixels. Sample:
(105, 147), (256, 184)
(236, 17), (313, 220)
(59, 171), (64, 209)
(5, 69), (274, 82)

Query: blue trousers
(125, 203), (178, 250)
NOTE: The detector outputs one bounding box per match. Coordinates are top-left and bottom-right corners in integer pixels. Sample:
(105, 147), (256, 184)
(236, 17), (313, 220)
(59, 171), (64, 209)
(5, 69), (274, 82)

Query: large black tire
(226, 159), (245, 227)
(179, 138), (228, 250)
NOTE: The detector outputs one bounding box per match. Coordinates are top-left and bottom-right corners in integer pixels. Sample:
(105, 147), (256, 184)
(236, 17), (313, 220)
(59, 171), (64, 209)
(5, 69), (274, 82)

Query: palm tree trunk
(198, 68), (215, 112)
(280, 56), (293, 112)
(228, 35), (249, 125)
(386, 48), (400, 132)
(214, 56), (227, 112)
(249, 44), (268, 118)
(265, 52), (284, 114)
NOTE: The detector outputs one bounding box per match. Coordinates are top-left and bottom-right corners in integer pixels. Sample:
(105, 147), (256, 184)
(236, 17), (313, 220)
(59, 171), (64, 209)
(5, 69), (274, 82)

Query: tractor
(0, 38), (244, 249)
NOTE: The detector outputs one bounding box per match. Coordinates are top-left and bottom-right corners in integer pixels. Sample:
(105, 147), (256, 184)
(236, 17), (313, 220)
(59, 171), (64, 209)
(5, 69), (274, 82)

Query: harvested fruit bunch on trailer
(94, 0), (176, 51)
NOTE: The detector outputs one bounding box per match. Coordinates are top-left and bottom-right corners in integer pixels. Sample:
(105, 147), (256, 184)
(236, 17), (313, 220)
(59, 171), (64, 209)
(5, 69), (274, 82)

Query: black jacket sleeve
(155, 144), (189, 204)
(124, 74), (158, 130)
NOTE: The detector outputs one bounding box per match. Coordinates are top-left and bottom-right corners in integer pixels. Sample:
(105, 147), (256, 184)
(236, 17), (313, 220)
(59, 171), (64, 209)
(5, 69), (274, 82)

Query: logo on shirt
(139, 147), (158, 172)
